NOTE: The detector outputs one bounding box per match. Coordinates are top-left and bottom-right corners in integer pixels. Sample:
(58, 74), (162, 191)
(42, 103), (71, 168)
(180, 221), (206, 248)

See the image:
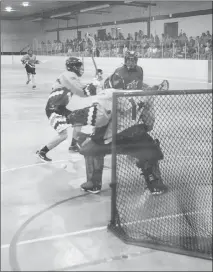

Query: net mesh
(108, 90), (212, 259)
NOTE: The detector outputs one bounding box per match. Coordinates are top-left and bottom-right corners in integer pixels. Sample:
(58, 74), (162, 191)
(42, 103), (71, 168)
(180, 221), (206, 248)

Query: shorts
(46, 108), (71, 133)
(25, 64), (36, 75)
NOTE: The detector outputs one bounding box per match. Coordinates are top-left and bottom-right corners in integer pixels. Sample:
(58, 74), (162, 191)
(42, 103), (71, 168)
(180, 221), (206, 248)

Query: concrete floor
(1, 62), (212, 271)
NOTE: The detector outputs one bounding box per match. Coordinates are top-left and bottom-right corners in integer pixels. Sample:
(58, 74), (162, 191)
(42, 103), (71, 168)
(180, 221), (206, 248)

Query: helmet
(124, 50), (138, 70)
(28, 49), (33, 56)
(104, 73), (125, 89)
(66, 57), (83, 77)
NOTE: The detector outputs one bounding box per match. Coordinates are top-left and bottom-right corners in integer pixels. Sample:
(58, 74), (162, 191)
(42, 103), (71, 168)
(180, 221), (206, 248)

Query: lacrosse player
(36, 57), (98, 162)
(21, 49), (39, 89)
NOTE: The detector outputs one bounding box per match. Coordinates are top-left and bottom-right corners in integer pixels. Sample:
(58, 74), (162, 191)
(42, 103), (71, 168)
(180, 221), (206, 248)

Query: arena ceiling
(1, 0), (158, 20)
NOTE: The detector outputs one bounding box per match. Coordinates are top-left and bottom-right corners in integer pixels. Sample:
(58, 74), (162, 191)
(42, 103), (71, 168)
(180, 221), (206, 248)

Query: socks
(40, 146), (49, 154)
(32, 75), (35, 85)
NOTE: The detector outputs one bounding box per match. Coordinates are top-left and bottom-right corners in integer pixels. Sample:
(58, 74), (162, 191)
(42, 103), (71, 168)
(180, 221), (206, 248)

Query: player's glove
(35, 60), (40, 64)
(66, 106), (95, 126)
(83, 83), (97, 96)
(96, 69), (103, 81)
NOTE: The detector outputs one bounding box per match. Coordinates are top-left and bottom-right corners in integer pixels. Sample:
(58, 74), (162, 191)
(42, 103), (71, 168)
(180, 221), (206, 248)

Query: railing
(32, 39), (212, 60)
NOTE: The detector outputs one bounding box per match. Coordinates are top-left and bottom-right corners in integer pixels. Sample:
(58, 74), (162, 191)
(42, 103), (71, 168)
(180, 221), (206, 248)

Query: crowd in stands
(37, 29), (212, 60)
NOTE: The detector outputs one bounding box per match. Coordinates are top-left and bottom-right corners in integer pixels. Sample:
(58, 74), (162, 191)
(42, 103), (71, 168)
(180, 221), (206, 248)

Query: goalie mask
(66, 57), (84, 77)
(104, 73), (126, 89)
(124, 50), (138, 70)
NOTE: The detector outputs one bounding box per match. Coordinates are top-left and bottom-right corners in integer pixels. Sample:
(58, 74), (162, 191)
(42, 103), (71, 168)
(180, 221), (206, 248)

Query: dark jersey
(114, 65), (143, 90)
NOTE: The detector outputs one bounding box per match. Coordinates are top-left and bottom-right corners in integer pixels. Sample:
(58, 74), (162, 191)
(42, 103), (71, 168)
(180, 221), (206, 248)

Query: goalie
(67, 76), (169, 195)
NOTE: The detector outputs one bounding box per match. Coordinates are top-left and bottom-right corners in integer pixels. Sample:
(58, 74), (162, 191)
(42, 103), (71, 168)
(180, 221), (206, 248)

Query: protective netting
(108, 89), (212, 259)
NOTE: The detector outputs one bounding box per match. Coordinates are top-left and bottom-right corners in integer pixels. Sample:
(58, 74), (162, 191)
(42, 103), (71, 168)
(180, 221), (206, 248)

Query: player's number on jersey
(129, 98), (136, 120)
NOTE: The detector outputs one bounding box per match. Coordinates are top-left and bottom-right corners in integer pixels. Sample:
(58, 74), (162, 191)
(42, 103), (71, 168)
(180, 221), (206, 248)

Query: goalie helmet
(124, 50), (138, 70)
(66, 57), (84, 77)
(104, 73), (125, 89)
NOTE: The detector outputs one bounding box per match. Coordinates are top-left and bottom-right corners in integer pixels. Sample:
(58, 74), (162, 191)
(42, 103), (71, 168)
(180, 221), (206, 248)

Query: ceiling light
(80, 4), (110, 13)
(5, 6), (13, 12)
(22, 2), (29, 7)
(50, 12), (71, 18)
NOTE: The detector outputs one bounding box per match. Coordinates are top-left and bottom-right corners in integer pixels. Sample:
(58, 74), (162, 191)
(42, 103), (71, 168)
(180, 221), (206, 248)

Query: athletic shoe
(68, 144), (80, 152)
(81, 181), (102, 194)
(145, 174), (168, 195)
(26, 79), (31, 84)
(36, 150), (52, 162)
(32, 85), (36, 89)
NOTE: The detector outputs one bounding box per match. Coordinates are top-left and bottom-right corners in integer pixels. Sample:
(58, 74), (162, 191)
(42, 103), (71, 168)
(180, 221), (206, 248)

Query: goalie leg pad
(133, 138), (163, 166)
(116, 124), (163, 162)
(79, 138), (111, 156)
(84, 155), (104, 185)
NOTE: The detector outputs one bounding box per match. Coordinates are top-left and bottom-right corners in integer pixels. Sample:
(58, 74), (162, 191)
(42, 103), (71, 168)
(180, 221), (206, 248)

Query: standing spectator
(195, 36), (200, 48)
(123, 45), (128, 56)
(107, 32), (112, 41)
(199, 44), (206, 59)
(189, 36), (195, 47)
(138, 30), (143, 41)
(206, 31), (212, 41)
(155, 34), (160, 46)
(96, 47), (100, 57)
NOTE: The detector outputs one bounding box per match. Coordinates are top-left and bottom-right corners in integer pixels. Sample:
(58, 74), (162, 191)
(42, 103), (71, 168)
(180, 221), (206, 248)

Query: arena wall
(1, 55), (210, 83)
(1, 2), (212, 52)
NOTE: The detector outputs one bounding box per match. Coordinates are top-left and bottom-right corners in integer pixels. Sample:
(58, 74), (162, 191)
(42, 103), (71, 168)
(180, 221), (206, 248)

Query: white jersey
(52, 71), (87, 97)
(21, 54), (37, 68)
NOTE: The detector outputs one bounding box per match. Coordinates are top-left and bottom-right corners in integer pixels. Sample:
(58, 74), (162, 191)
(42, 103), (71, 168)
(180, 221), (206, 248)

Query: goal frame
(108, 88), (212, 260)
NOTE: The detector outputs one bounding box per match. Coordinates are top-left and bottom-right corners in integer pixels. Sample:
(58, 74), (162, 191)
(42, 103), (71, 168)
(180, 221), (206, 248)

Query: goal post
(108, 89), (212, 260)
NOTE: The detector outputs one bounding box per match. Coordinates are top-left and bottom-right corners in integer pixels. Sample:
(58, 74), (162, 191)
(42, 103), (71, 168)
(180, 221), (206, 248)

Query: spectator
(155, 34), (160, 46)
(123, 45), (128, 55)
(39, 28), (211, 60)
(107, 32), (112, 41)
(189, 36), (195, 47)
(96, 47), (100, 57)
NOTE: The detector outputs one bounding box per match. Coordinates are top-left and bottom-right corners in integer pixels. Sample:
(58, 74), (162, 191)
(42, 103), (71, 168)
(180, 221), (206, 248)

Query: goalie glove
(157, 80), (169, 91)
(21, 60), (27, 65)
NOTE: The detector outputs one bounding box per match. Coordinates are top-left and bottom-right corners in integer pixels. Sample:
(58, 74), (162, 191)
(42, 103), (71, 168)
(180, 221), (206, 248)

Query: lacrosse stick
(85, 33), (98, 74)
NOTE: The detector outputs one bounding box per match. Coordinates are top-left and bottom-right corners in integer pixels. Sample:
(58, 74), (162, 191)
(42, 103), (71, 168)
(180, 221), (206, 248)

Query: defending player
(66, 51), (169, 195)
(103, 50), (167, 91)
(36, 57), (97, 162)
(69, 68), (104, 152)
(21, 49), (39, 89)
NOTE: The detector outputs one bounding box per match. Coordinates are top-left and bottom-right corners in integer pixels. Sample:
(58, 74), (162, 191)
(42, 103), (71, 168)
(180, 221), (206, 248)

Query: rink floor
(1, 62), (212, 271)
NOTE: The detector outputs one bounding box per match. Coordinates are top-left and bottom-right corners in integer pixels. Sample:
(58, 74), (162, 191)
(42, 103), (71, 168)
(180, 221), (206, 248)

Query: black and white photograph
(1, 0), (212, 270)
